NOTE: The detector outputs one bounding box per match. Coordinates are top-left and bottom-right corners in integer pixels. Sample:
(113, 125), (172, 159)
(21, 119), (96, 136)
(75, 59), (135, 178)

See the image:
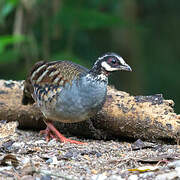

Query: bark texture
(0, 79), (179, 143)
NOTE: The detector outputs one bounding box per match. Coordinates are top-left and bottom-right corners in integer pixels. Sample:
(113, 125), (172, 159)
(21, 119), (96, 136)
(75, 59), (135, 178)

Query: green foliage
(0, 0), (19, 24)
(55, 7), (124, 30)
(0, 35), (25, 53)
(0, 35), (26, 64)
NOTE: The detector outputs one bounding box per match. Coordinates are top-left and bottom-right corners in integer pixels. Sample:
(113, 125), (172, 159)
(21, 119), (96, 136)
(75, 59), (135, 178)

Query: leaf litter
(0, 121), (180, 179)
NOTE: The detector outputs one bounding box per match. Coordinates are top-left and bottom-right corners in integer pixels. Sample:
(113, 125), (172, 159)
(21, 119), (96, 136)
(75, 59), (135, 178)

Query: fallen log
(0, 80), (179, 143)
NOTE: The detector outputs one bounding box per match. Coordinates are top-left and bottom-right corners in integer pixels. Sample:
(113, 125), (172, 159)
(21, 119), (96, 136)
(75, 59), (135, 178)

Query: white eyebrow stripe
(117, 56), (126, 65)
(101, 61), (119, 71)
(98, 54), (109, 60)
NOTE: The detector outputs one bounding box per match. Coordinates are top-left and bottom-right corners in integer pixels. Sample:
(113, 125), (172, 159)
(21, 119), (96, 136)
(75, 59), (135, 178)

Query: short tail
(22, 61), (46, 105)
(22, 81), (35, 105)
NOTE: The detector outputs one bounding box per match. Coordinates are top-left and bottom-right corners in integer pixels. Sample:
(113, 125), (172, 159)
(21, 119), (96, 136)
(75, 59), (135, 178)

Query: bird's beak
(120, 63), (132, 71)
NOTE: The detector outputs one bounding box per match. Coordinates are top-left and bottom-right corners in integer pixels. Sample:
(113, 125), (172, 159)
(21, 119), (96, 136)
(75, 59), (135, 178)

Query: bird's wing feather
(22, 60), (89, 105)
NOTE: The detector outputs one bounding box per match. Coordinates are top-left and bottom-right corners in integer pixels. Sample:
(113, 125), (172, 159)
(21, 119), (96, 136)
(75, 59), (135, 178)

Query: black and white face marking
(99, 53), (132, 72)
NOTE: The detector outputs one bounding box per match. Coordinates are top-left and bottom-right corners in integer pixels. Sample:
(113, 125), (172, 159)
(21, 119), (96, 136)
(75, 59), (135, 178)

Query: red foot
(40, 128), (57, 142)
(40, 122), (86, 145)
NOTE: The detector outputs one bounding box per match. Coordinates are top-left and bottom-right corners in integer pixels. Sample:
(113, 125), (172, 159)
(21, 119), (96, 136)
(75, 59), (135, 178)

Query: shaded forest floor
(0, 127), (180, 180)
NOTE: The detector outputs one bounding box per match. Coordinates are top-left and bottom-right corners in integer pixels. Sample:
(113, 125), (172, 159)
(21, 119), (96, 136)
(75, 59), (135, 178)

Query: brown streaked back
(22, 60), (89, 105)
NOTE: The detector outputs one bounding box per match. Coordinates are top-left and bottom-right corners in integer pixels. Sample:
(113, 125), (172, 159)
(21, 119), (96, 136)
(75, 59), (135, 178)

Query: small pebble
(35, 140), (46, 145)
(12, 142), (25, 148)
(175, 167), (180, 176)
(91, 174), (107, 180)
(21, 175), (35, 180)
(108, 175), (124, 180)
(0, 166), (12, 171)
(40, 175), (52, 180)
(46, 156), (58, 164)
(168, 160), (180, 168)
(47, 139), (57, 146)
(128, 174), (138, 180)
(21, 157), (30, 164)
(155, 171), (178, 180)
(139, 172), (154, 178)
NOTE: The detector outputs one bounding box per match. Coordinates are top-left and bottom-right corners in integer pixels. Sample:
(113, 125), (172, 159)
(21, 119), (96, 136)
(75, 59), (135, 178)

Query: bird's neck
(86, 67), (108, 83)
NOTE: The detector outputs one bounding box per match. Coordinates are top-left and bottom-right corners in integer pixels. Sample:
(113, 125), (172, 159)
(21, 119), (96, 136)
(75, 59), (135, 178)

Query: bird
(22, 52), (132, 144)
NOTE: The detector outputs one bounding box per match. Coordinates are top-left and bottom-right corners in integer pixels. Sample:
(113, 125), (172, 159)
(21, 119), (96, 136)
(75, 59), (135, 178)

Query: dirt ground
(0, 121), (180, 180)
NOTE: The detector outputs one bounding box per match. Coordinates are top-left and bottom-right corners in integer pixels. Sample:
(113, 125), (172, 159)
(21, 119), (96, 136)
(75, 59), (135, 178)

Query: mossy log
(0, 80), (179, 143)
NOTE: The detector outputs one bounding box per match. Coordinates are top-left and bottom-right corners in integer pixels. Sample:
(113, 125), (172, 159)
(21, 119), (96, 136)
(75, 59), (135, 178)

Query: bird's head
(91, 52), (132, 77)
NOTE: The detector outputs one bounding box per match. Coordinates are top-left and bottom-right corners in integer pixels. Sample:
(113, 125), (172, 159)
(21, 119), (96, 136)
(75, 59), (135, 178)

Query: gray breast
(47, 76), (108, 123)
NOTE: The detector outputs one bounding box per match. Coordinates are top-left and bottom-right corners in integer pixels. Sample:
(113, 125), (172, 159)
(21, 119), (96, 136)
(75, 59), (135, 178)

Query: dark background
(0, 0), (179, 113)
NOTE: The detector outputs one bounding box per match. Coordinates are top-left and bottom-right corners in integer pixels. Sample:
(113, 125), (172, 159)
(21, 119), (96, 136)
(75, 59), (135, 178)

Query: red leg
(40, 122), (86, 144)
(40, 127), (57, 142)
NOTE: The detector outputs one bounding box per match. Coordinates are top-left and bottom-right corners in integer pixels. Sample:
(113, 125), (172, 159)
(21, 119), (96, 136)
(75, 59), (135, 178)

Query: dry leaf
(0, 154), (19, 167)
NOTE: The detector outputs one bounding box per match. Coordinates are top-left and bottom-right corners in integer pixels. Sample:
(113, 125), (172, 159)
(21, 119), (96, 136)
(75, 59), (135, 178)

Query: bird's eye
(109, 58), (117, 64)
